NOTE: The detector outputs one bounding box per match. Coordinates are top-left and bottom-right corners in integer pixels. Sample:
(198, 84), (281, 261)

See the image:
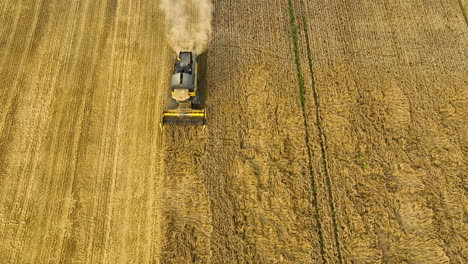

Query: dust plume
(159, 0), (213, 55)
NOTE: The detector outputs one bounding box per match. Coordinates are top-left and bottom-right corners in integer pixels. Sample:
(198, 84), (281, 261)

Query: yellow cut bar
(171, 92), (196, 96)
(162, 110), (206, 126)
(163, 112), (205, 117)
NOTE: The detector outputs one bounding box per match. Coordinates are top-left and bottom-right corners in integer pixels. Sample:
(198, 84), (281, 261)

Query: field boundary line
(287, 1), (326, 262)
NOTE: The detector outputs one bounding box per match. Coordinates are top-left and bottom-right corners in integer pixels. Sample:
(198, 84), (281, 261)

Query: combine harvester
(162, 51), (206, 126)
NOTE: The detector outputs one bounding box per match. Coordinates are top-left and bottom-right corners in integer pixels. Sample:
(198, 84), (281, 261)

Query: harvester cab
(162, 51), (206, 126)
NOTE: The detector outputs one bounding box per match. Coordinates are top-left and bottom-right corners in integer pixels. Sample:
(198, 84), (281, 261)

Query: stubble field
(1, 0), (466, 263)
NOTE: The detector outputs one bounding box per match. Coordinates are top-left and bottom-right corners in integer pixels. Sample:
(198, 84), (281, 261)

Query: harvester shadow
(197, 52), (208, 109)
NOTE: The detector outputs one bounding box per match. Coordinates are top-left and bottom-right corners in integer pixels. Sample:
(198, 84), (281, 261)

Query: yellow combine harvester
(162, 51), (206, 126)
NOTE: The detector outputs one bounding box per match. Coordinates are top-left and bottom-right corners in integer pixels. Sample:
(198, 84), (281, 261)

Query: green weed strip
(288, 0), (343, 263)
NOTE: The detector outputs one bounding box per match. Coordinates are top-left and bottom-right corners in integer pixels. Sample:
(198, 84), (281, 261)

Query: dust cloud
(159, 0), (213, 54)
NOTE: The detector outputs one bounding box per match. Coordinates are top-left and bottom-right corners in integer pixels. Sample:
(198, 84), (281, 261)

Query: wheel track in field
(286, 1), (324, 263)
(456, 0), (467, 25)
(288, 0), (343, 263)
(296, 1), (344, 263)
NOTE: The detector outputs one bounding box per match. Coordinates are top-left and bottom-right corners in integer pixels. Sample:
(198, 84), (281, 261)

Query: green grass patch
(356, 156), (368, 169)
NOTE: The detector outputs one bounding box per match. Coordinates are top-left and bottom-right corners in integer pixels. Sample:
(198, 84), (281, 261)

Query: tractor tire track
(290, 0), (345, 263)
